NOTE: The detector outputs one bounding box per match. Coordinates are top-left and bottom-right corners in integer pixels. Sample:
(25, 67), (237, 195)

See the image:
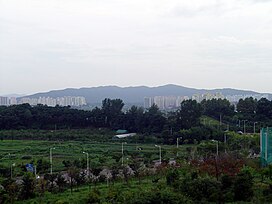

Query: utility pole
(83, 152), (89, 178)
(242, 120), (247, 134)
(176, 137), (182, 157)
(50, 147), (55, 174)
(11, 163), (15, 179)
(121, 142), (127, 166)
(224, 133), (227, 153)
(254, 122), (258, 134)
(155, 145), (162, 164)
(212, 140), (219, 156)
(216, 140), (219, 156)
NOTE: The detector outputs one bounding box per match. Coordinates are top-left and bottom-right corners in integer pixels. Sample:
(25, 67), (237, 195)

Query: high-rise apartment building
(144, 97), (154, 109)
(164, 96), (177, 109)
(154, 96), (165, 109)
(0, 97), (8, 106)
(9, 97), (17, 105)
(18, 96), (87, 107)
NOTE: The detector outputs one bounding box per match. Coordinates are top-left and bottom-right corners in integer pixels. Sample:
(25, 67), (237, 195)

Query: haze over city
(1, 0), (272, 95)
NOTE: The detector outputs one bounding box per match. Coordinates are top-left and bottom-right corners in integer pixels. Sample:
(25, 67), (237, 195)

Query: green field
(0, 140), (190, 175)
(1, 134), (267, 204)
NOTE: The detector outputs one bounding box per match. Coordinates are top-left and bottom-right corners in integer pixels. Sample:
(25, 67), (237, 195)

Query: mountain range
(21, 84), (271, 104)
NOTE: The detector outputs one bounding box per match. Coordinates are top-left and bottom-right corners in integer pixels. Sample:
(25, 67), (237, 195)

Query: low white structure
(114, 133), (136, 139)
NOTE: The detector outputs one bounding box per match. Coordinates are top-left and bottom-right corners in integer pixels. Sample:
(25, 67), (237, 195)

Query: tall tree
(201, 99), (234, 119)
(144, 104), (166, 133)
(236, 97), (257, 120)
(256, 98), (272, 121)
(177, 99), (203, 129)
(124, 106), (144, 132)
(20, 173), (35, 200)
(101, 98), (124, 128)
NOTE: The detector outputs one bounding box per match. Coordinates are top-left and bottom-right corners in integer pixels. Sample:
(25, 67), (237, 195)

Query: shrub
(21, 155), (32, 160)
(166, 168), (180, 186)
(87, 188), (101, 204)
(180, 176), (221, 202)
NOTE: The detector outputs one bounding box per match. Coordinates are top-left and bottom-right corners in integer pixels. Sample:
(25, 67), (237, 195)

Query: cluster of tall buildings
(144, 95), (190, 110)
(225, 94), (270, 102)
(0, 96), (17, 106)
(191, 92), (225, 103)
(144, 92), (270, 110)
(0, 96), (87, 107)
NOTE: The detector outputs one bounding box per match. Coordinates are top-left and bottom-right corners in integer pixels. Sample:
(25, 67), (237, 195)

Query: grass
(0, 139), (191, 175)
(16, 177), (163, 204)
(0, 138), (194, 203)
(200, 115), (221, 126)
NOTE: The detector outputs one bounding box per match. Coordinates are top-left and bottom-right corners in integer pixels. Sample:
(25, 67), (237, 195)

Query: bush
(21, 155), (32, 160)
(166, 168), (180, 186)
(180, 176), (221, 202)
(126, 188), (193, 204)
(55, 200), (69, 204)
(87, 188), (101, 204)
(233, 169), (254, 201)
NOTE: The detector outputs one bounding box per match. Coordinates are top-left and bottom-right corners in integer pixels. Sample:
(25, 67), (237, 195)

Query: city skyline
(1, 91), (270, 108)
(0, 96), (87, 107)
(1, 0), (272, 95)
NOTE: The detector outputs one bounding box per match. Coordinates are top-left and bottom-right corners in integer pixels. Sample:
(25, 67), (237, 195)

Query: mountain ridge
(20, 84), (271, 104)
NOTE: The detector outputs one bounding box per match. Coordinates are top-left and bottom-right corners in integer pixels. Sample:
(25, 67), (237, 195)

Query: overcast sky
(1, 0), (272, 95)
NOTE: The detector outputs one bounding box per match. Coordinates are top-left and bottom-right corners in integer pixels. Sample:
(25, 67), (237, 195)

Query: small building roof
(116, 129), (128, 134)
(114, 133), (136, 139)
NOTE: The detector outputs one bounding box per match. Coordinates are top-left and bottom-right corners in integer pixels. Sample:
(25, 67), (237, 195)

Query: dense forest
(0, 97), (272, 144)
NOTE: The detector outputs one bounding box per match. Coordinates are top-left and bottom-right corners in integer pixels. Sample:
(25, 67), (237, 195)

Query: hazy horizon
(1, 0), (272, 95)
(2, 83), (270, 97)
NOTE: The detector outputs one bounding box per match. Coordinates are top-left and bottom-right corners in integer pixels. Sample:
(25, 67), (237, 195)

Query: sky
(1, 0), (272, 95)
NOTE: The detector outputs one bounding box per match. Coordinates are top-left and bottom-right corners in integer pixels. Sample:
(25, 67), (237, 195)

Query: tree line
(0, 97), (272, 139)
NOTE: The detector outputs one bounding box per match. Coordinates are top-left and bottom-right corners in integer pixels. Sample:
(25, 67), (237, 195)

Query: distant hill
(21, 84), (271, 104)
(3, 94), (26, 98)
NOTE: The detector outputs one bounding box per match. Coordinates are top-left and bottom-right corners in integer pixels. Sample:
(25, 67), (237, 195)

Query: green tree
(36, 178), (47, 203)
(256, 98), (272, 121)
(44, 173), (57, 192)
(237, 97), (257, 120)
(67, 167), (79, 194)
(180, 176), (221, 202)
(2, 179), (18, 204)
(101, 98), (124, 128)
(166, 168), (180, 186)
(177, 100), (202, 129)
(36, 159), (50, 173)
(20, 173), (35, 200)
(201, 98), (234, 119)
(233, 169), (254, 201)
(124, 106), (145, 132)
(144, 104), (166, 133)
(55, 173), (67, 192)
(87, 188), (101, 204)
